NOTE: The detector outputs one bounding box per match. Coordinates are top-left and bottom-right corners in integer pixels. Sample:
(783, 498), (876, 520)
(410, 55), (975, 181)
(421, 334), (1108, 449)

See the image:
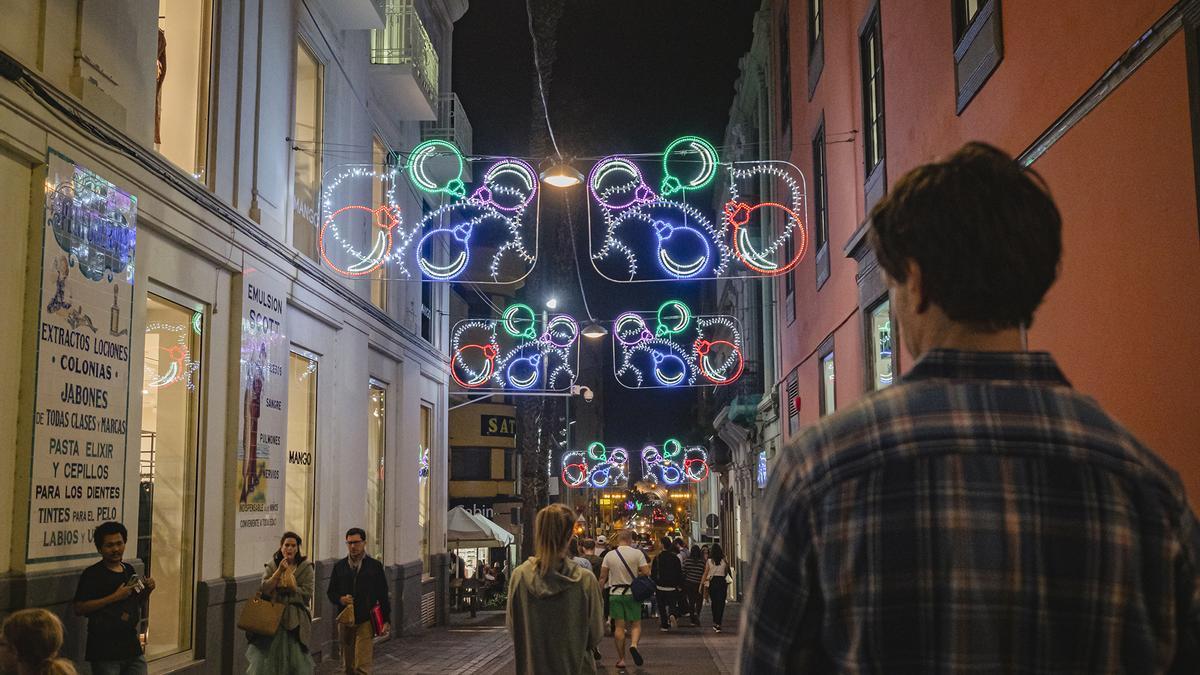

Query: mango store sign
(27, 150), (136, 563)
(234, 269), (288, 568)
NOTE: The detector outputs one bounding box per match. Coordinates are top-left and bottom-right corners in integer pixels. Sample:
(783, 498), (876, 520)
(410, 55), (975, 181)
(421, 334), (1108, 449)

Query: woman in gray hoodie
(508, 504), (604, 674)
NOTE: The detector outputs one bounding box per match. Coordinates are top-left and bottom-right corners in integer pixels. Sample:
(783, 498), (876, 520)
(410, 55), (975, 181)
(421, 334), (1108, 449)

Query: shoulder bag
(237, 592), (284, 636)
(615, 549), (656, 602)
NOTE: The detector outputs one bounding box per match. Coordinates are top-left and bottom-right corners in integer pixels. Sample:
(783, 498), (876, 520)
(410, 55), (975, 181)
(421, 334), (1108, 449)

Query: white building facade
(0, 0), (468, 670)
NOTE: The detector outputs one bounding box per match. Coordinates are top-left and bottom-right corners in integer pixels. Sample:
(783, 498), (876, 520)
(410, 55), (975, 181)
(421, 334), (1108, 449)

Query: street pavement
(316, 601), (741, 674)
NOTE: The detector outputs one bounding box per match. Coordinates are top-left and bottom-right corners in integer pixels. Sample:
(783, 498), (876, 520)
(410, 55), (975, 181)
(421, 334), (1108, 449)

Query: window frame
(367, 379), (388, 561)
(807, 0), (824, 98)
(951, 0), (1004, 114)
(812, 113), (830, 289)
(777, 3), (793, 147)
(369, 136), (390, 313)
(285, 349), (320, 560)
(155, 0), (217, 184)
(864, 295), (897, 391)
(859, 3), (887, 211)
(291, 37), (326, 260)
(785, 368), (800, 436)
(817, 335), (836, 416)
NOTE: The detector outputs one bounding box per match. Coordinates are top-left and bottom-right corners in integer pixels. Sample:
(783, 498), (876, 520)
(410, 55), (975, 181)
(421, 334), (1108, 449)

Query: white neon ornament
(450, 307), (579, 392)
(612, 301), (743, 389)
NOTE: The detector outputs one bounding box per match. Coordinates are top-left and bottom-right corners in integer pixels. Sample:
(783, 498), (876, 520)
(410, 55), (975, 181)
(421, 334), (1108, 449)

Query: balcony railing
(370, 0), (439, 107)
(421, 93), (473, 179)
(713, 359), (764, 413)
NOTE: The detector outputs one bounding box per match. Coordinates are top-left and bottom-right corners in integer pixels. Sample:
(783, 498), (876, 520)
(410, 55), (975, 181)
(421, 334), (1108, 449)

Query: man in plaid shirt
(739, 143), (1200, 673)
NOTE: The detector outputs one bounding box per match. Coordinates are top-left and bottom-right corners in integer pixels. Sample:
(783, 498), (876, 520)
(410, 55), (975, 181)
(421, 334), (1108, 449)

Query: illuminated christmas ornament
(614, 312), (653, 346)
(655, 300), (692, 337)
(653, 220), (710, 278)
(591, 198), (729, 283)
(723, 161), (810, 275)
(470, 159), (539, 212)
(660, 136), (719, 196)
(588, 156), (657, 210)
(505, 352), (542, 390)
(541, 315), (580, 348)
(318, 165), (413, 279)
(451, 343), (498, 388)
(450, 307), (579, 392)
(319, 205), (402, 277)
(418, 445), (430, 479)
(417, 223), (474, 280)
(501, 303), (538, 339)
(724, 200), (808, 275)
(406, 139), (466, 199)
(651, 350), (688, 387)
(145, 321), (201, 390)
(612, 301), (742, 389)
(694, 338), (745, 385)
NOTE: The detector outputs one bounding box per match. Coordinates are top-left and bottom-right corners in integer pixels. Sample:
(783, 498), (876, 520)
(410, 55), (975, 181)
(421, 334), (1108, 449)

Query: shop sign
(27, 150), (136, 563)
(234, 268), (288, 569)
(479, 414), (516, 438)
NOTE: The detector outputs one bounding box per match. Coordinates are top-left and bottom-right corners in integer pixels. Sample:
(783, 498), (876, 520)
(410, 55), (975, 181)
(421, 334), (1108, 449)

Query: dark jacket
(652, 550), (684, 589)
(326, 555), (391, 626)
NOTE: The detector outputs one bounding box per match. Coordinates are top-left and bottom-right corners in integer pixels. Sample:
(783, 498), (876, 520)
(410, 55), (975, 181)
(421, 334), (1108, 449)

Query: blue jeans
(90, 655), (148, 675)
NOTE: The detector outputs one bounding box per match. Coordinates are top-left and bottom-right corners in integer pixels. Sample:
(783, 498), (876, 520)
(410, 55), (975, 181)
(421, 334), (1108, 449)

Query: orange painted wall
(772, 0), (1200, 503)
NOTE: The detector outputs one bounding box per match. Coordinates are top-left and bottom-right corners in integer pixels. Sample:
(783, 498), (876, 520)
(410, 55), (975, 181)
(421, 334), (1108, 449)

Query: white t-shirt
(601, 545), (648, 595)
(704, 559), (729, 585)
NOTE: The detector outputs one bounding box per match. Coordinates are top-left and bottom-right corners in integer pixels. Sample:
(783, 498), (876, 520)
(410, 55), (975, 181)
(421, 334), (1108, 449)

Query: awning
(447, 506), (515, 548)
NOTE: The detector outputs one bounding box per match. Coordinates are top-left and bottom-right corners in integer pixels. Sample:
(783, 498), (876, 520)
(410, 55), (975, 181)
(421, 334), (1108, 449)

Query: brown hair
(869, 142), (1061, 330)
(534, 504), (575, 575)
(1, 609), (77, 675)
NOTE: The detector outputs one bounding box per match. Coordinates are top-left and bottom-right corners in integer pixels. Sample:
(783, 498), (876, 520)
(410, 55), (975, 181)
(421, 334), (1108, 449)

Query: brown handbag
(237, 593), (285, 636)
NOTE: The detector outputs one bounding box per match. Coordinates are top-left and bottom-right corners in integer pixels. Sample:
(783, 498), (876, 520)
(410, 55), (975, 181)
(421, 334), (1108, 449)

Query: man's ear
(906, 259), (929, 314)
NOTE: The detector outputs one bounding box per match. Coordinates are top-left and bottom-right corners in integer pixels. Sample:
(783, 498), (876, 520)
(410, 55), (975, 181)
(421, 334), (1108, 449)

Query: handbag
(237, 593), (284, 636)
(614, 548), (656, 602)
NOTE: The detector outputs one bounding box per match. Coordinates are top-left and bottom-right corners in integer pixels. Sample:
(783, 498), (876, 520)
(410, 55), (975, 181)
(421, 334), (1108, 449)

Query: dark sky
(453, 0), (759, 448)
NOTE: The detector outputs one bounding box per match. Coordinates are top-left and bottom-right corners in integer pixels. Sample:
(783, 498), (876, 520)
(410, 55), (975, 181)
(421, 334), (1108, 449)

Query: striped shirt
(738, 350), (1200, 674)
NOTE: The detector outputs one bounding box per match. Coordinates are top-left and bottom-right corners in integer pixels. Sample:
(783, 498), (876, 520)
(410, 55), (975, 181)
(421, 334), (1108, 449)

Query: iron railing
(421, 93), (473, 178)
(370, 0), (439, 107)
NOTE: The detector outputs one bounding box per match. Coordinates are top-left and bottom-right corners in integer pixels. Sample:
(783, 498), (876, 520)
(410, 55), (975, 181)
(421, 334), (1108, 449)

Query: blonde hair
(533, 504), (575, 575)
(1, 609), (77, 675)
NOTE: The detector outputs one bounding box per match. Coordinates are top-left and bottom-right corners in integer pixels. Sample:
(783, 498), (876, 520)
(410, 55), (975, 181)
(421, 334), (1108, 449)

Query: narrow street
(316, 603), (741, 674)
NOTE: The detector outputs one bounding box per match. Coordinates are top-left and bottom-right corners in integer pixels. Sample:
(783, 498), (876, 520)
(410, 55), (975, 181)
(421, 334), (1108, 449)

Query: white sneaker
(713, 625), (721, 633)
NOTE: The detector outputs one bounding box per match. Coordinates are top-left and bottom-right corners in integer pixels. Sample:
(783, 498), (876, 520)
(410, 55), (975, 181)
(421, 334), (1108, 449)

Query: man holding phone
(73, 521), (156, 675)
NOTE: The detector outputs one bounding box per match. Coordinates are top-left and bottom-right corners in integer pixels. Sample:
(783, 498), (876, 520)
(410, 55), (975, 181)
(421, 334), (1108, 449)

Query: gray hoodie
(507, 557), (604, 674)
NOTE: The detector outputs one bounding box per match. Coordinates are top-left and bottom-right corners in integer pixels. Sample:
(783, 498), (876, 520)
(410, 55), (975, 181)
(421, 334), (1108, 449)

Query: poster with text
(234, 268), (288, 568)
(27, 150), (136, 563)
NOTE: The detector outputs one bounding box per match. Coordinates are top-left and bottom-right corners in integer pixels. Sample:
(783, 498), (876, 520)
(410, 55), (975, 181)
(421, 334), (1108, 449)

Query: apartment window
(808, 0), (824, 96)
(367, 383), (386, 560)
(860, 8), (885, 177)
(783, 230), (795, 324)
(370, 137), (389, 312)
(139, 294), (203, 659)
(292, 41), (324, 259)
(785, 369), (800, 435)
(419, 404), (434, 574)
(286, 352), (318, 557)
(451, 448), (491, 481)
(818, 339), (836, 416)
(869, 300), (895, 390)
(952, 0), (1003, 113)
(421, 282), (434, 343)
(812, 117), (830, 288)
(156, 0), (213, 179)
(504, 448), (515, 481)
(777, 6), (792, 140)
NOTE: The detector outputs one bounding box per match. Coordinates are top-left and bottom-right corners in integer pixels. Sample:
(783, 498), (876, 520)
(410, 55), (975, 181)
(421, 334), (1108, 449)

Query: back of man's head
(869, 142), (1062, 332)
(616, 530), (633, 545)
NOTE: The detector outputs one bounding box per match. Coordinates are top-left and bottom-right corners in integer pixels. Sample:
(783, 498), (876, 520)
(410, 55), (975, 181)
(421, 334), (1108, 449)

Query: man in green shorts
(599, 530), (651, 668)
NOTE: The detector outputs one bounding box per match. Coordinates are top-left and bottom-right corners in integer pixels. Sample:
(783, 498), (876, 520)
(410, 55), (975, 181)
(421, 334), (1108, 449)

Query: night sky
(453, 0), (759, 447)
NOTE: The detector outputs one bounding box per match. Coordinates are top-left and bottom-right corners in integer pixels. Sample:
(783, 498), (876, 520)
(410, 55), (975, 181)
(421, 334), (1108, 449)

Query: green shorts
(608, 593), (641, 622)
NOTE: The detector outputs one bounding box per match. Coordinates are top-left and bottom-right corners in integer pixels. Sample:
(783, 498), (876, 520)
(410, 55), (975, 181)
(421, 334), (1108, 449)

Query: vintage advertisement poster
(27, 150), (136, 563)
(234, 268), (288, 566)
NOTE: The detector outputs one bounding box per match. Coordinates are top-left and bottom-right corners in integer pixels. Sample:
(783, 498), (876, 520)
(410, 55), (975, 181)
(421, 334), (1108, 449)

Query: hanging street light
(540, 160), (584, 188)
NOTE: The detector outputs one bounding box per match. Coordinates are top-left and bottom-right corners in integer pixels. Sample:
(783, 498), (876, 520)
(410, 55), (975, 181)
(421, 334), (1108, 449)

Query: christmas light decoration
(318, 165), (414, 280)
(418, 445), (430, 479)
(450, 307), (579, 392)
(641, 440), (709, 485)
(612, 301), (744, 389)
(722, 161), (810, 276)
(660, 136), (719, 196)
(561, 442), (630, 488)
(145, 321), (200, 390)
(407, 139), (466, 199)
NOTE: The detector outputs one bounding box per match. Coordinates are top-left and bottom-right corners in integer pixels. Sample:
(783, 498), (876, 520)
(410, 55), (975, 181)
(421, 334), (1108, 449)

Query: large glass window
(870, 301), (894, 390)
(367, 383), (387, 560)
(286, 352), (318, 556)
(292, 41), (324, 259)
(156, 0), (213, 179)
(419, 404), (433, 574)
(370, 137), (389, 312)
(139, 294), (203, 660)
(820, 351), (836, 416)
(860, 10), (885, 175)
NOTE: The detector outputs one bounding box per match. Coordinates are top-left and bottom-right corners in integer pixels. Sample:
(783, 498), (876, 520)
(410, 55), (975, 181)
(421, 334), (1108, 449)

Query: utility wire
(524, 0), (563, 160)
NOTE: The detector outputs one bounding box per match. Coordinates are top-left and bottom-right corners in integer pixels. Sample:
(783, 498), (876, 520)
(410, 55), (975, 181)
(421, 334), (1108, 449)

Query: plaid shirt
(739, 350), (1200, 674)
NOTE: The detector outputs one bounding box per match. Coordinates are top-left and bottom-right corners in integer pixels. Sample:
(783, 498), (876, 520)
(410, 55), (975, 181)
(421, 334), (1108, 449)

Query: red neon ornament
(319, 204), (401, 277)
(724, 200), (808, 276)
(683, 457), (709, 482)
(561, 462), (588, 488)
(450, 344), (498, 388)
(694, 338), (745, 385)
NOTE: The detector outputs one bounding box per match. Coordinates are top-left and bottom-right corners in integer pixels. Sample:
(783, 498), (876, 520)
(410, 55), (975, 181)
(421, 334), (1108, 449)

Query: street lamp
(581, 319), (608, 339)
(540, 161), (584, 188)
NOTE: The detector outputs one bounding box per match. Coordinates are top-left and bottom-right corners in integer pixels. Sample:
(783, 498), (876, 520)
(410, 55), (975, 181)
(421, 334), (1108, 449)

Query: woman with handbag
(700, 543), (730, 633)
(246, 532), (314, 674)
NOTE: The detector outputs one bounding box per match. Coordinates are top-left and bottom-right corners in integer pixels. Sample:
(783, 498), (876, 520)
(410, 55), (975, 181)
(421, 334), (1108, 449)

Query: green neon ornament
(501, 303), (538, 340)
(662, 438), (683, 459)
(587, 441), (608, 462)
(660, 135), (719, 196)
(655, 299), (692, 337)
(406, 139), (466, 199)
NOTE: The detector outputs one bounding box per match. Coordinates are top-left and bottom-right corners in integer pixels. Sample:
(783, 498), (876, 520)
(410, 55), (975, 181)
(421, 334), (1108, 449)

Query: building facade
(768, 0), (1200, 505)
(0, 0), (469, 671)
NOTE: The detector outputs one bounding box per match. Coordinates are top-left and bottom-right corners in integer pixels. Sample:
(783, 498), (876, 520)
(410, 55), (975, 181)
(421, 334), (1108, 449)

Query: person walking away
(594, 535), (612, 630)
(700, 543), (730, 633)
(73, 521), (154, 675)
(598, 530), (651, 669)
(507, 504), (604, 674)
(681, 545), (705, 626)
(326, 528), (391, 674)
(580, 538), (603, 577)
(0, 609), (77, 675)
(569, 538), (593, 572)
(651, 537), (683, 631)
(674, 538), (687, 565)
(246, 531), (314, 673)
(739, 142), (1200, 673)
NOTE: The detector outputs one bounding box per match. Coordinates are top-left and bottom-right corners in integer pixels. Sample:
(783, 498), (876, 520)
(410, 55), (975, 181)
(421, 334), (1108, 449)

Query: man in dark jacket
(651, 537), (684, 630)
(326, 527), (391, 674)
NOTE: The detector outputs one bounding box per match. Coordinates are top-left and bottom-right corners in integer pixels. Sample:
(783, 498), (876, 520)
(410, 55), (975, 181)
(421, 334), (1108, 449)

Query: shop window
(139, 293), (203, 660)
(292, 41), (324, 259)
(286, 352), (318, 557)
(812, 116), (830, 288)
(367, 382), (387, 560)
(952, 0), (1003, 113)
(419, 404), (434, 574)
(155, 0), (213, 180)
(808, 0), (824, 96)
(370, 137), (389, 312)
(860, 5), (886, 210)
(819, 340), (836, 416)
(869, 299), (895, 390)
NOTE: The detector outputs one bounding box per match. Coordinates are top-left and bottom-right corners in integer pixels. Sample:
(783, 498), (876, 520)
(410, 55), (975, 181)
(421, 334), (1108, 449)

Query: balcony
(713, 360), (764, 423)
(369, 0), (439, 120)
(421, 93), (473, 180)
(315, 0), (386, 30)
